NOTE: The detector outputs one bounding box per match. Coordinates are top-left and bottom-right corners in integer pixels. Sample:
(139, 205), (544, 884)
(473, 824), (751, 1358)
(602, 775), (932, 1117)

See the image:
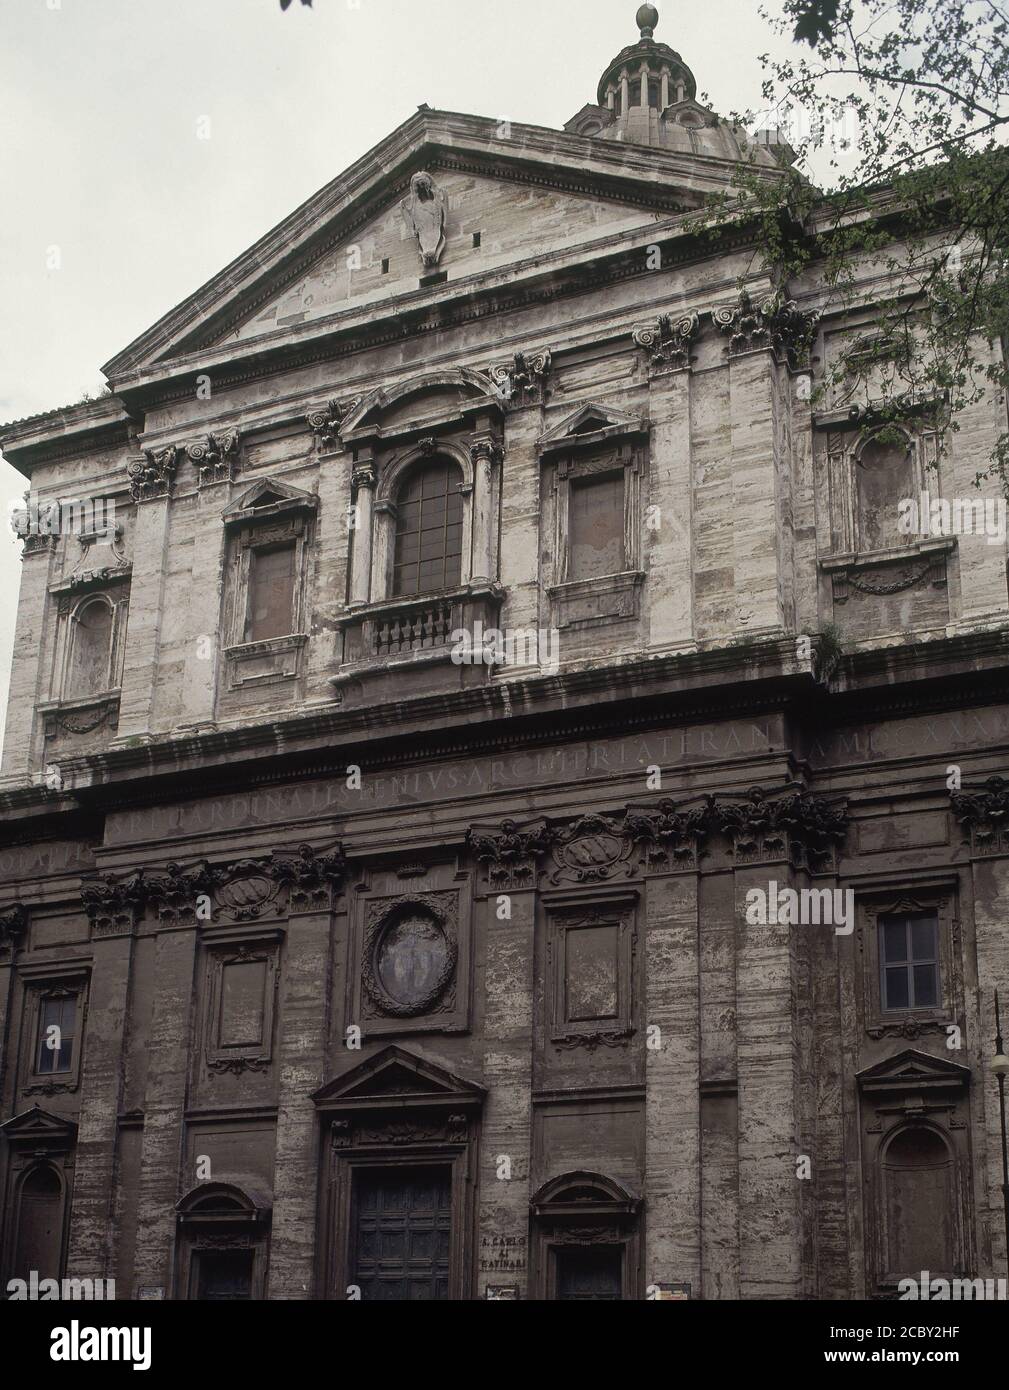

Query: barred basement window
(880, 911), (940, 1010)
(392, 460), (463, 597)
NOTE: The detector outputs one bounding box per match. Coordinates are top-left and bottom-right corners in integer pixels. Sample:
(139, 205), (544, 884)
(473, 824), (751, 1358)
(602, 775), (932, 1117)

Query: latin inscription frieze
(106, 722), (776, 844)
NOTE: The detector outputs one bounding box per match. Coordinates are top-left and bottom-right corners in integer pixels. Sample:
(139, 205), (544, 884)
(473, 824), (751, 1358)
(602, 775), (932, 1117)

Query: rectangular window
(880, 912), (939, 1010)
(245, 543), (296, 642)
(568, 473), (625, 581)
(36, 994), (77, 1075)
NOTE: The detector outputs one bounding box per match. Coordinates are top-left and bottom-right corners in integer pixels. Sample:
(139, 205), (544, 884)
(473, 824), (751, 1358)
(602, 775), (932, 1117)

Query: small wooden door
(556, 1247), (623, 1300)
(13, 1166), (63, 1284)
(352, 1167), (452, 1300)
(195, 1250), (255, 1301)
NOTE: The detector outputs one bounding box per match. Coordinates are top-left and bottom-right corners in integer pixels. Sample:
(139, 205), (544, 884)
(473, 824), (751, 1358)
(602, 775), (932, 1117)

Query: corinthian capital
(128, 446), (178, 502)
(632, 311), (699, 373)
(713, 290), (818, 369)
(467, 819), (554, 889)
(187, 428), (241, 487)
(307, 397), (361, 450)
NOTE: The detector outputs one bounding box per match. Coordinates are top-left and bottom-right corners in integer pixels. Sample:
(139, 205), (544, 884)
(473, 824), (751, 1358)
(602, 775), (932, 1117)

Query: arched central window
(393, 459), (463, 597)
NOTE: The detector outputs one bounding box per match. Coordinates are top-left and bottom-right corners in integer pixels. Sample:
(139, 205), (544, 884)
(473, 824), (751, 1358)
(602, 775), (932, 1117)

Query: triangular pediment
(217, 171), (677, 352)
(856, 1048), (971, 1097)
(539, 400), (647, 452)
(0, 1105), (78, 1149)
(537, 401), (648, 459)
(222, 477), (318, 523)
(100, 110), (747, 383)
(312, 1045), (485, 1112)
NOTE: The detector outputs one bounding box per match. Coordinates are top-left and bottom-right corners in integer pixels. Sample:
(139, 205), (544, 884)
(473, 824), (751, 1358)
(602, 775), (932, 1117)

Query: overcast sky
(0, 0), (795, 754)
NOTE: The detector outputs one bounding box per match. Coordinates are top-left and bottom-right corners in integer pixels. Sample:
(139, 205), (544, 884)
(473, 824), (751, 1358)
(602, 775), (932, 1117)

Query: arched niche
(879, 1123), (958, 1278)
(11, 1163), (65, 1285)
(856, 1048), (972, 1291)
(853, 427), (917, 552)
(66, 594), (116, 699)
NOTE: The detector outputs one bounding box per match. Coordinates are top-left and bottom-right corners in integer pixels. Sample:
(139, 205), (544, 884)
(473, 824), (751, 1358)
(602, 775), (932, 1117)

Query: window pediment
(176, 1181), (271, 1226)
(0, 1105), (78, 1151)
(222, 478), (319, 527)
(342, 370), (502, 445)
(538, 401), (647, 456)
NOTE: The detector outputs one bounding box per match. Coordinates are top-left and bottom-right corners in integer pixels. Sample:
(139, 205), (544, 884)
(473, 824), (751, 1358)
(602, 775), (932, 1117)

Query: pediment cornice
(0, 1104), (79, 1150)
(312, 1044), (485, 1115)
(100, 108), (778, 386)
(856, 1048), (972, 1097)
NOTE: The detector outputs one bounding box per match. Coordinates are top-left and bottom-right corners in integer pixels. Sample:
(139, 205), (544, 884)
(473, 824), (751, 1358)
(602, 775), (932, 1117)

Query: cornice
(0, 637), (805, 822)
(0, 628), (1007, 831)
(1, 417), (134, 478)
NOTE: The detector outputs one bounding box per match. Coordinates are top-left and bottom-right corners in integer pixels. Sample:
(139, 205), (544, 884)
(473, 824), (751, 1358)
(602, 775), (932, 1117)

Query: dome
(564, 3), (788, 168)
(595, 4), (697, 107)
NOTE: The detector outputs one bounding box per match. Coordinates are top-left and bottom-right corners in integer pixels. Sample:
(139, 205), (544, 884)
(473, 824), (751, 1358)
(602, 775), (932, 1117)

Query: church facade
(2, 5), (1008, 1300)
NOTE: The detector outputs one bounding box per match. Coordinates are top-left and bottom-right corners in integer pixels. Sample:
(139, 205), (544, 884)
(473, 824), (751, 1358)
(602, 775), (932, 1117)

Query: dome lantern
(636, 4), (660, 38)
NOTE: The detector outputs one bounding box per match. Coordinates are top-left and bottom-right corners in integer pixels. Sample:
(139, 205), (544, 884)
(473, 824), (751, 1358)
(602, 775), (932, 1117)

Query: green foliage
(706, 0), (1009, 491)
(814, 622), (845, 681)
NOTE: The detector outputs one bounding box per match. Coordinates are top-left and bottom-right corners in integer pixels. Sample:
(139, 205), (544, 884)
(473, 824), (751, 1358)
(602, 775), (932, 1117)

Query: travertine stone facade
(1, 7), (1008, 1300)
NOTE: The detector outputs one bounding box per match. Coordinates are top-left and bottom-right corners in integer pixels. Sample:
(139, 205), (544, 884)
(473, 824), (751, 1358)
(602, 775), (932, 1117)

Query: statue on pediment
(401, 170), (448, 269)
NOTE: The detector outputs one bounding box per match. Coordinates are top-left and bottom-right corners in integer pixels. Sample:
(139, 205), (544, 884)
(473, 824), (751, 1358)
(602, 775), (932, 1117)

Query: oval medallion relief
(365, 905), (456, 1017)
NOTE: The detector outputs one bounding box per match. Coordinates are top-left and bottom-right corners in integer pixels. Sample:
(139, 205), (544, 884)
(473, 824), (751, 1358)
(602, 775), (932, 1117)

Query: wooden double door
(351, 1166), (452, 1301)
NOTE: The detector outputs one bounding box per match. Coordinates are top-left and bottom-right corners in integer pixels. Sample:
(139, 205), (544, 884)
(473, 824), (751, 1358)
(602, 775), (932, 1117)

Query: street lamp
(992, 990), (1009, 1274)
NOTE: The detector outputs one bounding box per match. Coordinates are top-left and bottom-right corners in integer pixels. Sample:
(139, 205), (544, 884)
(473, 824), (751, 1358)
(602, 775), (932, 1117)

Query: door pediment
(856, 1048), (971, 1098)
(0, 1105), (78, 1151)
(312, 1044), (485, 1116)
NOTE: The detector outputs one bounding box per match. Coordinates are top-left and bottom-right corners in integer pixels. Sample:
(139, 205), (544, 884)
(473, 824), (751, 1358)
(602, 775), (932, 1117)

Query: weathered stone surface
(0, 8), (1006, 1303)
